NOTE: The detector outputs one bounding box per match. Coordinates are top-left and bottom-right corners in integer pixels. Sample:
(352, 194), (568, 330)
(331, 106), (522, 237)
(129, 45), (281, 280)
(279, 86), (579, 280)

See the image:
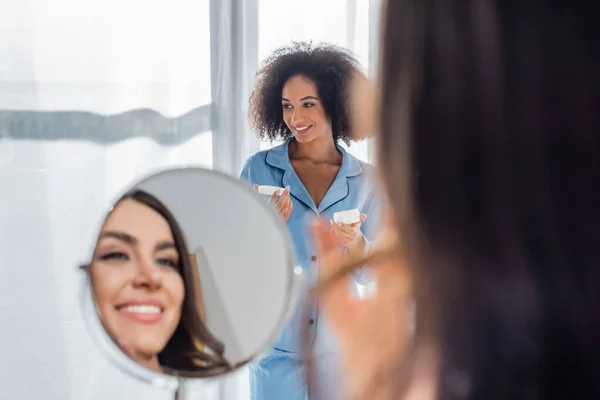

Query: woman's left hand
(330, 213), (367, 250)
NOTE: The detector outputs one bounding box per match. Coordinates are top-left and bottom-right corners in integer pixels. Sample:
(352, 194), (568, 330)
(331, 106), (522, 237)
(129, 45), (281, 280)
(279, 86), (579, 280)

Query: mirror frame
(79, 165), (300, 386)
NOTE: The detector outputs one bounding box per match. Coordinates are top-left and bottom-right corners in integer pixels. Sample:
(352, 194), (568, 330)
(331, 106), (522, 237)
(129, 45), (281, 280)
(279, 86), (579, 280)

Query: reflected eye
(156, 258), (177, 269)
(99, 251), (129, 261)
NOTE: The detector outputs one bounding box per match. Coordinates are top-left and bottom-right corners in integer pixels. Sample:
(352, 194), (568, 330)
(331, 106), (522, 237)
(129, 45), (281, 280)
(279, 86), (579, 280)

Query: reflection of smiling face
(90, 199), (185, 371)
(282, 75), (332, 144)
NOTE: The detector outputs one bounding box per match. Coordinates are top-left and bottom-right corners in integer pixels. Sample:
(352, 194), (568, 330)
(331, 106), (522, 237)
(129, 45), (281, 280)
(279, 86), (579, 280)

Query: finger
(343, 214), (367, 231)
(276, 194), (290, 211)
(253, 184), (259, 191)
(330, 227), (353, 247)
(340, 231), (356, 242)
(333, 223), (358, 244)
(330, 219), (344, 233)
(283, 207), (292, 220)
(277, 188), (290, 203)
(277, 200), (287, 213)
(339, 223), (358, 234)
(330, 222), (347, 240)
(338, 235), (355, 247)
(330, 221), (352, 237)
(267, 191), (278, 205)
(330, 228), (343, 243)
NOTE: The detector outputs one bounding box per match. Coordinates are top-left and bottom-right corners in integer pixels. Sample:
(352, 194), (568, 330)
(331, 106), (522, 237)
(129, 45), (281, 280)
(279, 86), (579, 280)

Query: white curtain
(0, 0), (380, 399)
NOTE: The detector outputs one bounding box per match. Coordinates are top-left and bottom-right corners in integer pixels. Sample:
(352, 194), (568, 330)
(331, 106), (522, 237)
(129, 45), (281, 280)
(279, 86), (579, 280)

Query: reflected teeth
(120, 305), (161, 314)
(296, 126), (310, 131)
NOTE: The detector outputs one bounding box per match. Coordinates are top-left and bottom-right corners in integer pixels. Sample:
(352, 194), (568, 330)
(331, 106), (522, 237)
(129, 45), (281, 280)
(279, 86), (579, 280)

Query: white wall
(0, 0), (211, 114)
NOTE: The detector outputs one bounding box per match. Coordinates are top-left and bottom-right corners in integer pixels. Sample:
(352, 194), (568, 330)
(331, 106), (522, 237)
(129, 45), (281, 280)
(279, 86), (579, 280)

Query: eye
(302, 103), (315, 108)
(282, 103), (293, 109)
(99, 251), (129, 261)
(156, 258), (178, 269)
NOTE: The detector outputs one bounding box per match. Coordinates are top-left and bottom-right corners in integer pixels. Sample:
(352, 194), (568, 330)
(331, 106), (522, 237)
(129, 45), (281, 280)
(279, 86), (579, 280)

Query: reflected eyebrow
(100, 232), (176, 252)
(156, 241), (176, 251)
(101, 231), (137, 244)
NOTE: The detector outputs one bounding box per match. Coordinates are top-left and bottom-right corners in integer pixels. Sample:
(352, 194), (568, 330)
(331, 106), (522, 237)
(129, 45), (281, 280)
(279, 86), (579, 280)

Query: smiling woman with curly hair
(249, 41), (358, 145)
(240, 41), (385, 400)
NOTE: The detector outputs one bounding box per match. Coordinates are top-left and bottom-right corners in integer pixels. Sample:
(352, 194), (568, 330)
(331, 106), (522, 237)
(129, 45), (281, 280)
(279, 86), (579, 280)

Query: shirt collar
(265, 138), (364, 177)
(265, 138), (364, 213)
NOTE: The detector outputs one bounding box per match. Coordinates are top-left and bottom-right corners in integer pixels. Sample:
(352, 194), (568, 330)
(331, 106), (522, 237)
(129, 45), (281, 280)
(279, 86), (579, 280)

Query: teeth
(120, 305), (161, 314)
(296, 126), (310, 131)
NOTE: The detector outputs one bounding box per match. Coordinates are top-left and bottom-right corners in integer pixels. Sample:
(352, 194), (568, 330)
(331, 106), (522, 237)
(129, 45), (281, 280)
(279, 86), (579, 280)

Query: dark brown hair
(249, 41), (360, 145)
(377, 0), (600, 399)
(112, 190), (231, 376)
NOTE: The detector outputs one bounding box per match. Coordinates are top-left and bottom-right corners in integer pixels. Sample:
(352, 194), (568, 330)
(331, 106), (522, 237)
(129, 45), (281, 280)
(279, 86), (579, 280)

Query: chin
(293, 133), (316, 143)
(131, 339), (169, 358)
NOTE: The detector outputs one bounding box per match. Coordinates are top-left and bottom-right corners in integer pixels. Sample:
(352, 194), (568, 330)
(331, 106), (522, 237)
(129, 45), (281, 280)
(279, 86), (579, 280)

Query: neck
(289, 136), (341, 163)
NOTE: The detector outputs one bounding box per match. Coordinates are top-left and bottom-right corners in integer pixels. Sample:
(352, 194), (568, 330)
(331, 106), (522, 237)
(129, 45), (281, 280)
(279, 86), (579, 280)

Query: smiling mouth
(294, 125), (312, 134)
(117, 304), (164, 323)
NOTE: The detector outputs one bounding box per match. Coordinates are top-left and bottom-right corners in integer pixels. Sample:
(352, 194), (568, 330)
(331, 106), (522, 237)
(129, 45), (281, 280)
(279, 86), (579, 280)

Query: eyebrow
(101, 231), (136, 244)
(100, 231), (176, 251)
(156, 241), (177, 251)
(281, 96), (319, 102)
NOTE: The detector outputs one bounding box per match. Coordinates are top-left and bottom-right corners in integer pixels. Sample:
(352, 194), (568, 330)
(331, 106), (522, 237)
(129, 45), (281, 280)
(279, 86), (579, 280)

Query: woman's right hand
(254, 184), (293, 222)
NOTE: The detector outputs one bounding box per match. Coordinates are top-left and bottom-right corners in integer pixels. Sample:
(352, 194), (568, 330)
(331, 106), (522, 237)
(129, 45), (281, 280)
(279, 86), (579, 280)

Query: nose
(290, 107), (305, 126)
(132, 257), (161, 290)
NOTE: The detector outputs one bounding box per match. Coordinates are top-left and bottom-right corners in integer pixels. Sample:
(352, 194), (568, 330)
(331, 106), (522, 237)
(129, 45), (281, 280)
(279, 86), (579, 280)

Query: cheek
(313, 107), (330, 128)
(165, 272), (185, 310)
(90, 265), (121, 304)
(89, 265), (127, 328)
(283, 110), (293, 126)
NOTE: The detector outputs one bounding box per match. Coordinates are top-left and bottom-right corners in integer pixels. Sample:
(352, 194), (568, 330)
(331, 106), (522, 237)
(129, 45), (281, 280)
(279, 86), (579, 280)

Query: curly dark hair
(249, 41), (361, 145)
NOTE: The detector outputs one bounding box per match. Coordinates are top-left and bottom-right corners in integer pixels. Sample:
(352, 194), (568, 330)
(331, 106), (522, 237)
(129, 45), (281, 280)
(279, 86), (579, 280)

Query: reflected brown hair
(111, 190), (232, 375)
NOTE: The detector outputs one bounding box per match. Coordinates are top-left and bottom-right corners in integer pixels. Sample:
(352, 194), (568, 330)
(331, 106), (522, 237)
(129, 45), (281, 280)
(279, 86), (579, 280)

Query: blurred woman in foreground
(307, 1), (600, 399)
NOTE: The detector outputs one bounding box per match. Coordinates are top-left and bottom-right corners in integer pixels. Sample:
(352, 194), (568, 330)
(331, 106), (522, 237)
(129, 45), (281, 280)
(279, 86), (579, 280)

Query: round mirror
(79, 166), (297, 387)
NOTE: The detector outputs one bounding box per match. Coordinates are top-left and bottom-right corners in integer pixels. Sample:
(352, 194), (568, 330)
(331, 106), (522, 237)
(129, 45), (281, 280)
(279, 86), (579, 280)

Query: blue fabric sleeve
(239, 156), (253, 184)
